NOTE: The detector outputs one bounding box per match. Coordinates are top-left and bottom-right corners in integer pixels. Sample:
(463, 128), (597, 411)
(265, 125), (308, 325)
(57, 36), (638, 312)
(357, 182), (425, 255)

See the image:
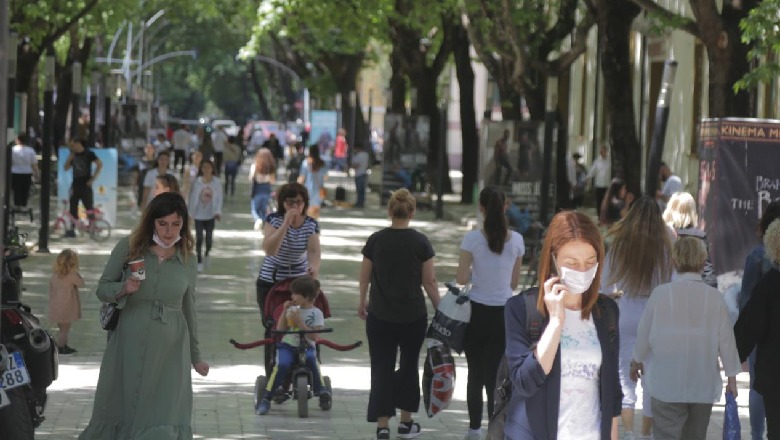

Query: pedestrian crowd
(30, 129), (779, 440)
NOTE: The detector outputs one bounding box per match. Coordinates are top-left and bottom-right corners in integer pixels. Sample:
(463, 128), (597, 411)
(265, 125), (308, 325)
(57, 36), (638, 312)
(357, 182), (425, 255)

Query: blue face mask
(560, 263), (599, 295)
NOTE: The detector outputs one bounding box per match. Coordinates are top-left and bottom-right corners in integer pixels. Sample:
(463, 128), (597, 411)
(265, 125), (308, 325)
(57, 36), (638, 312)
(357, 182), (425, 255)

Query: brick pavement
(7, 167), (758, 439)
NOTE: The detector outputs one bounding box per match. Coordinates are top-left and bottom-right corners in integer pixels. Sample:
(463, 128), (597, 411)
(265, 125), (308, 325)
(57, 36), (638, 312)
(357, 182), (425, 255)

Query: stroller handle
(269, 328), (334, 335)
(317, 339), (362, 351)
(228, 337), (362, 351)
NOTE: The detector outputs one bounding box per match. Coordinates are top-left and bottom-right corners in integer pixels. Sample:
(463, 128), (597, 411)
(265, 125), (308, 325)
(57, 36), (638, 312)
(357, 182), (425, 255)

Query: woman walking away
(48, 249), (84, 354)
(223, 135), (242, 197)
(631, 237), (740, 440)
(11, 133), (40, 208)
(250, 149), (276, 230)
(456, 186), (524, 440)
(188, 160), (223, 273)
(80, 192), (209, 439)
(599, 177), (634, 227)
(298, 145), (327, 219)
(662, 191), (716, 286)
(503, 210), (621, 439)
(359, 189), (441, 440)
(736, 201), (780, 440)
(600, 196), (673, 440)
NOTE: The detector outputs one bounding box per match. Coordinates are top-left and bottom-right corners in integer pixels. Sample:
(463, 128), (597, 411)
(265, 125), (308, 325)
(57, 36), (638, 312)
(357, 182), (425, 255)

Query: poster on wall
(57, 147), (118, 226)
(479, 120), (550, 222)
(380, 113), (430, 204)
(698, 118), (780, 293)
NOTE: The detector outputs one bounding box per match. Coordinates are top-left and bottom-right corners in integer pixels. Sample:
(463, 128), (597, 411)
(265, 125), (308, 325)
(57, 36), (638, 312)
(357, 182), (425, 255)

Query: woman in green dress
(80, 192), (210, 440)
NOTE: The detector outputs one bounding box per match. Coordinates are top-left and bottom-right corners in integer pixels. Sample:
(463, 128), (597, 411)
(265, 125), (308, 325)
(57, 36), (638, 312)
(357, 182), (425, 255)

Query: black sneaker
(59, 346), (77, 354)
(375, 427), (390, 440)
(397, 420), (421, 439)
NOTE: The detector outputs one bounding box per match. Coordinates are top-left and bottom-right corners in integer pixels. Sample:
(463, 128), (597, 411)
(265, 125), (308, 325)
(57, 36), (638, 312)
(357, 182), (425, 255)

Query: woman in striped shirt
(257, 182), (321, 312)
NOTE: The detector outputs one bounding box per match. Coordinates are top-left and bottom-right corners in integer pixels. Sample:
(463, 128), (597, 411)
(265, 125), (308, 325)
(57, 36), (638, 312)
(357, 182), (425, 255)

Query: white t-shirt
(558, 308), (601, 440)
(212, 130), (228, 153)
(143, 168), (168, 188)
(154, 140), (171, 156)
(173, 129), (191, 151)
(587, 156), (611, 188)
(460, 229), (525, 306)
(11, 144), (37, 174)
(281, 306), (325, 347)
(352, 151), (369, 176)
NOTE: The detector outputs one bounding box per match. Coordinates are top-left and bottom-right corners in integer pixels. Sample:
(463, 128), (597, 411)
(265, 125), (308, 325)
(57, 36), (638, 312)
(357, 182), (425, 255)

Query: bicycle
(51, 202), (112, 242)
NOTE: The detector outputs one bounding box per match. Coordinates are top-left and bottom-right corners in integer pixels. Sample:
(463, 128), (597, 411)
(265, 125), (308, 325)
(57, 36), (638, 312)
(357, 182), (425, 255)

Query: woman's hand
(543, 276), (566, 324)
(122, 277), (141, 297)
(193, 361), (210, 377)
(629, 360), (643, 382)
(358, 300), (368, 320)
(726, 376), (738, 397)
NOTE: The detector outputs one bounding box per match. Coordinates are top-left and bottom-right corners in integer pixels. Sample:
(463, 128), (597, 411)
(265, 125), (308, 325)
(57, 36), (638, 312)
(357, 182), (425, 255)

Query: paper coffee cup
(129, 259), (146, 280)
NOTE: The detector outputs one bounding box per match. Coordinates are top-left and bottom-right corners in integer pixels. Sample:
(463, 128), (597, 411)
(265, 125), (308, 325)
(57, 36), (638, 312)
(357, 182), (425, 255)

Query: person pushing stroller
(256, 276), (331, 415)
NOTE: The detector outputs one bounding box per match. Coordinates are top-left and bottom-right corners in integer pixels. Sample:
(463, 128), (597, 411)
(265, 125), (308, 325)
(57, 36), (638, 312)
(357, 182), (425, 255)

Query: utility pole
(38, 55), (55, 254)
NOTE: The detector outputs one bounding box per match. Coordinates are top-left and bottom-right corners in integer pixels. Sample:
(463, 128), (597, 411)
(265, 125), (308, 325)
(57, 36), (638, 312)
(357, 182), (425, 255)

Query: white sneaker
(464, 430), (482, 440)
(197, 263), (204, 273)
(254, 219), (262, 230)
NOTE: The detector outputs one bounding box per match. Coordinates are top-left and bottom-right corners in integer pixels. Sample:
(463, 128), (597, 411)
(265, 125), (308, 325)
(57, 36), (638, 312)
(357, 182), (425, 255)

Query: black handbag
(99, 256), (128, 331)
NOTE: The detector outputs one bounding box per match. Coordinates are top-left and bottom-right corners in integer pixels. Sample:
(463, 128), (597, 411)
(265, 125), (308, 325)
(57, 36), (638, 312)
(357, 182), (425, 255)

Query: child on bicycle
(48, 249), (84, 354)
(256, 276), (330, 415)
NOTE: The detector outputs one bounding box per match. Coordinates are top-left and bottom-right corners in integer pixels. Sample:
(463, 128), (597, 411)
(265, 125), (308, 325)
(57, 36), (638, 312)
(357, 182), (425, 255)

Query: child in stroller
(257, 277), (327, 415)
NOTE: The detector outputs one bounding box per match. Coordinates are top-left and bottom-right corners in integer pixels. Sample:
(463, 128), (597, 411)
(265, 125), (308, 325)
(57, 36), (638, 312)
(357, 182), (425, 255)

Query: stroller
(229, 277), (362, 418)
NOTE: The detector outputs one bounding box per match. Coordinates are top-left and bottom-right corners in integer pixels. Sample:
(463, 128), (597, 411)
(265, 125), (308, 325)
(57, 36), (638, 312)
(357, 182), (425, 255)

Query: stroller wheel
(253, 376), (267, 410)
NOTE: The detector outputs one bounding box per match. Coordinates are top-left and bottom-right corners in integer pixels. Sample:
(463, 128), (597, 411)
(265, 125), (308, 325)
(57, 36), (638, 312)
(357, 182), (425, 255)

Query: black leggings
(70, 183), (94, 221)
(11, 173), (32, 207)
(194, 219), (215, 263)
(464, 301), (506, 429)
(366, 313), (427, 422)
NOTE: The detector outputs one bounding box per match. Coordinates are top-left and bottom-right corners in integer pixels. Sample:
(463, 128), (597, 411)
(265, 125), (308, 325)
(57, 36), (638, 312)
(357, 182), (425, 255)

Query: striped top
(259, 212), (320, 283)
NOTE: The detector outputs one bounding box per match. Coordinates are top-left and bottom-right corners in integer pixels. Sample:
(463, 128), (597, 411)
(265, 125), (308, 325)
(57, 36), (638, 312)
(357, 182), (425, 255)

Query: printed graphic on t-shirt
(558, 310), (601, 439)
(200, 185), (213, 205)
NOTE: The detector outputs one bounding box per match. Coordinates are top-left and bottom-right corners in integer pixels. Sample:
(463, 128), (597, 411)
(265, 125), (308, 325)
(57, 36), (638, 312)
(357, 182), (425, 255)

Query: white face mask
(560, 263), (599, 295)
(153, 233), (181, 249)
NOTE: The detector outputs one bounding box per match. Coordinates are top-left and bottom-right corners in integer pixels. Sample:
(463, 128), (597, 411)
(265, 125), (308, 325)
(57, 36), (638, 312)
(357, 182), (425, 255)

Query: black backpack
(486, 288), (618, 440)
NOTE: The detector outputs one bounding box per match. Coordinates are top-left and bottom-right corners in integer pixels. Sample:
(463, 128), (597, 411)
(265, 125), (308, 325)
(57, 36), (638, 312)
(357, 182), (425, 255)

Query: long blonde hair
(128, 192), (194, 262)
(605, 196), (673, 297)
(253, 149), (276, 176)
(53, 249), (79, 277)
(662, 192), (698, 229)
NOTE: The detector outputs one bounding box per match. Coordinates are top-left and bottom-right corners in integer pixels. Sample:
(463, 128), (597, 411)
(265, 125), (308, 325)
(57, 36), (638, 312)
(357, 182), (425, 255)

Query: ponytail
(481, 186), (508, 254)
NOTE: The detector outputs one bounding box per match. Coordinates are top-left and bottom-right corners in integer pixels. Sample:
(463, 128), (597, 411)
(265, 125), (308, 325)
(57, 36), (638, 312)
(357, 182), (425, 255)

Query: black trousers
(11, 173), (32, 207)
(767, 399), (780, 439)
(213, 152), (223, 175)
(464, 301), (506, 429)
(366, 313), (426, 422)
(173, 149), (187, 173)
(596, 186), (608, 208)
(70, 183), (94, 223)
(194, 219), (215, 263)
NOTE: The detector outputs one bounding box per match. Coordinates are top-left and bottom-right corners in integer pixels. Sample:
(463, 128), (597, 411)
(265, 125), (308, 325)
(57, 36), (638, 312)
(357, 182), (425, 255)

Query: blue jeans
(749, 348), (766, 439)
(264, 343), (322, 398)
(224, 161), (239, 196)
(355, 174), (367, 207)
(251, 182), (272, 222)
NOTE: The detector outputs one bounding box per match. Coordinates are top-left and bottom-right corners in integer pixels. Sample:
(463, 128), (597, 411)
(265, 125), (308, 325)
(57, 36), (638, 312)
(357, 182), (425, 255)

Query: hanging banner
(381, 113), (430, 205)
(57, 147), (118, 226)
(698, 118), (780, 290)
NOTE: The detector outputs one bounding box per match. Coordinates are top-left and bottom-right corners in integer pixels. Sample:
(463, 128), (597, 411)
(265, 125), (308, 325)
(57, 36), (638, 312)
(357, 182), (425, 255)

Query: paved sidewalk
(8, 166), (759, 439)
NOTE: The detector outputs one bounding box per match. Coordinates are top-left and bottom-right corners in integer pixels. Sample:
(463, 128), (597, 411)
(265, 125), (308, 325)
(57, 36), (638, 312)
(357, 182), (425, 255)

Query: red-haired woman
(503, 211), (621, 440)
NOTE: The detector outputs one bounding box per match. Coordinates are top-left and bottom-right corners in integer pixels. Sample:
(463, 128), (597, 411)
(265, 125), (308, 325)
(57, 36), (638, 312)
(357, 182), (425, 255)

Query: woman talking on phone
(503, 211), (621, 440)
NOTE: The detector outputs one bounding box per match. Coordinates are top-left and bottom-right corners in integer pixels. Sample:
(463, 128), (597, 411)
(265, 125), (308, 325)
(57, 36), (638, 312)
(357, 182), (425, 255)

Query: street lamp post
(349, 90), (357, 163)
(88, 72), (98, 147)
(3, 32), (16, 235)
(435, 79), (450, 220)
(38, 55), (56, 254)
(70, 62), (81, 140)
(539, 75), (558, 226)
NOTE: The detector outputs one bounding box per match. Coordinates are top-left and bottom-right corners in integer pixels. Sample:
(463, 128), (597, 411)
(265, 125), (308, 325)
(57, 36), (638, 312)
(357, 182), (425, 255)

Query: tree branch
(629, 0), (700, 38)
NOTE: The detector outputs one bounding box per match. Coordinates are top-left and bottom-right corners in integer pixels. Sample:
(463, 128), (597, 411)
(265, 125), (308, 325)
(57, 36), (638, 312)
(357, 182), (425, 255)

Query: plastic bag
(426, 283), (471, 353)
(723, 390), (741, 440)
(422, 339), (456, 418)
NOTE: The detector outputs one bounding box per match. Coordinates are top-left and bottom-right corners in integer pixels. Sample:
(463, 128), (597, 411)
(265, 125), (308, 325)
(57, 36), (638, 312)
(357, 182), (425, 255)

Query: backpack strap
(522, 287), (544, 344)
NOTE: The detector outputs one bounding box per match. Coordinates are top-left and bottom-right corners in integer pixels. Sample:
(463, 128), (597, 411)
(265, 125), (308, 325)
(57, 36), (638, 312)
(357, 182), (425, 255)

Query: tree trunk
(248, 60), (272, 119)
(599, 0), (642, 195)
(521, 78), (546, 122)
(454, 24), (478, 204)
(496, 78), (523, 120)
(389, 45), (407, 114)
(17, 49), (42, 135)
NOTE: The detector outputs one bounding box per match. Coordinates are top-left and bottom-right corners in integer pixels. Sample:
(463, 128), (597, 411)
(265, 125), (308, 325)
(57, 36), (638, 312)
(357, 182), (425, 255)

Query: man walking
(211, 126), (228, 175)
(172, 124), (191, 173)
(586, 145), (611, 208)
(63, 138), (102, 237)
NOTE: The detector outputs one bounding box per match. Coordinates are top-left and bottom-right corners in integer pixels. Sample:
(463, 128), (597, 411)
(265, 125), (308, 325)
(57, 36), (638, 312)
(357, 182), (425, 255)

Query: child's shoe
(375, 427), (390, 440)
(397, 420), (421, 439)
(255, 399), (271, 415)
(318, 390), (331, 410)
